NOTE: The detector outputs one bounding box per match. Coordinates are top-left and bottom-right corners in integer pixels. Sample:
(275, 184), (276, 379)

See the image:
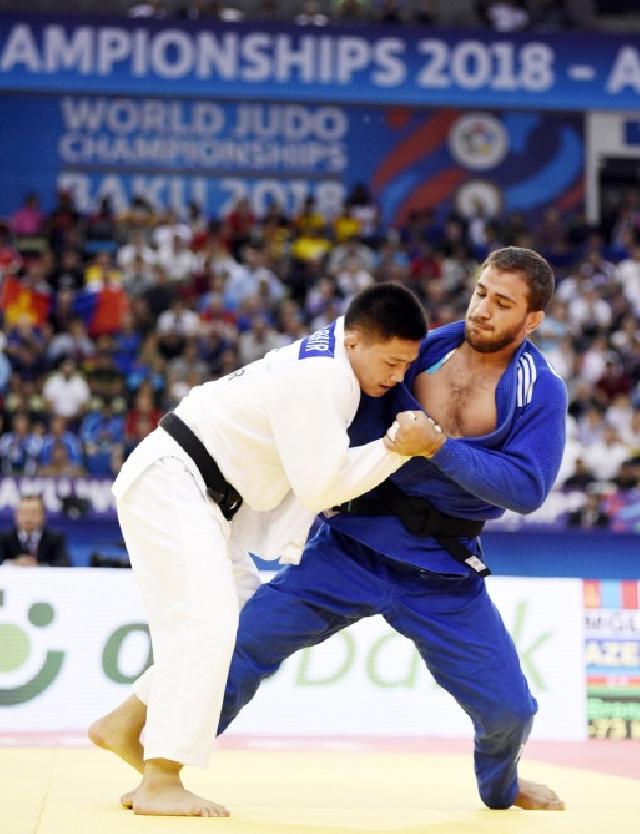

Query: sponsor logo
(0, 589), (64, 706)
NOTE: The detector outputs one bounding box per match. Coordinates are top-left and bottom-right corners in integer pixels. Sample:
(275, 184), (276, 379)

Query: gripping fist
(384, 411), (445, 458)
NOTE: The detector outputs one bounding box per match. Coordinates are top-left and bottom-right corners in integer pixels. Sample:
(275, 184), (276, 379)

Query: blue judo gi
(218, 320), (568, 809)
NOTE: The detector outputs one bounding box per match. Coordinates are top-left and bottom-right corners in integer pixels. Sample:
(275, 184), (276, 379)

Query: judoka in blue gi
(218, 247), (568, 812)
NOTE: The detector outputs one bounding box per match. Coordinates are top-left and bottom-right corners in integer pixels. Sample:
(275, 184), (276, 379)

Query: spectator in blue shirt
(0, 412), (40, 475)
(40, 414), (83, 467)
(80, 399), (125, 476)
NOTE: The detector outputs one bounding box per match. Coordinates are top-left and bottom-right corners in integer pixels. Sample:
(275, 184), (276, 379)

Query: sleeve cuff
(430, 437), (458, 468)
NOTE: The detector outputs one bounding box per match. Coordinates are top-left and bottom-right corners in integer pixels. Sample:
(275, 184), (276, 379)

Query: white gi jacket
(113, 318), (408, 563)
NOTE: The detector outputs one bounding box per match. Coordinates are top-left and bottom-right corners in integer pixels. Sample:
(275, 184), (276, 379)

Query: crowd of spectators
(1, 181), (640, 529)
(8, 0), (617, 34)
(124, 0), (590, 32)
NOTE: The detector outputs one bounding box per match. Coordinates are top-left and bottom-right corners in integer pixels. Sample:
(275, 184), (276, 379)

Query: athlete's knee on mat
(475, 752), (521, 809)
(480, 785), (517, 811)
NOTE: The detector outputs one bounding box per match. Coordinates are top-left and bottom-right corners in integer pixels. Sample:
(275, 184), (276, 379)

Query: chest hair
(418, 358), (499, 437)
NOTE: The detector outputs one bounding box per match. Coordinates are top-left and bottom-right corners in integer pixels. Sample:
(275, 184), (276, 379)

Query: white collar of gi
(335, 316), (360, 398)
(334, 316), (347, 364)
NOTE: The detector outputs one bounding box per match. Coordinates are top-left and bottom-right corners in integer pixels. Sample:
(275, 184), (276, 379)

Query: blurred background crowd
(6, 0), (639, 34)
(1, 181), (640, 519)
(1, 0), (640, 544)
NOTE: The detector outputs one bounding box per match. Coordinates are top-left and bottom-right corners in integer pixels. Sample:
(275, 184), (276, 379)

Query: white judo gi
(112, 318), (408, 767)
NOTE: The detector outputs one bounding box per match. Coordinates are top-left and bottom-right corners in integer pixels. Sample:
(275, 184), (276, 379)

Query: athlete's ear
(525, 310), (545, 335)
(343, 330), (359, 351)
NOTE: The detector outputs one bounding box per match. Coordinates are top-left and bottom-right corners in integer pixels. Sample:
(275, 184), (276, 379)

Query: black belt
(333, 480), (490, 576)
(159, 412), (243, 521)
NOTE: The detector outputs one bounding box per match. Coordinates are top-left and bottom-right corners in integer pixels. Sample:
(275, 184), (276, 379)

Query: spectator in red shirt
(595, 358), (633, 405)
(225, 197), (255, 258)
(125, 385), (161, 445)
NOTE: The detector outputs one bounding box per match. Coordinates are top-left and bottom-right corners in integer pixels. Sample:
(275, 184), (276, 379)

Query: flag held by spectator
(0, 274), (49, 326)
(73, 286), (129, 337)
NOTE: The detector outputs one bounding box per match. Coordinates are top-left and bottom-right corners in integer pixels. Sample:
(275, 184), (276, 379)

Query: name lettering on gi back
(299, 322), (336, 360)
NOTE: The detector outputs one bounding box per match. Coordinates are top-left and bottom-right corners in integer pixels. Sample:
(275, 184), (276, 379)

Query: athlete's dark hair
(483, 247), (555, 312)
(344, 282), (428, 342)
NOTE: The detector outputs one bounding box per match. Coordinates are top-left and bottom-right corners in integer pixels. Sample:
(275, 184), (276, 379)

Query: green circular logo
(0, 592), (65, 706)
(0, 623), (31, 672)
(29, 602), (55, 628)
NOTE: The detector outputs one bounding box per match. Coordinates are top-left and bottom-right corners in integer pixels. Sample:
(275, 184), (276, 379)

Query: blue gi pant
(219, 524), (537, 809)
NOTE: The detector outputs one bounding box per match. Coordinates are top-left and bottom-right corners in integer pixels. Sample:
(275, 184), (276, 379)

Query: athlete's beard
(465, 316), (526, 354)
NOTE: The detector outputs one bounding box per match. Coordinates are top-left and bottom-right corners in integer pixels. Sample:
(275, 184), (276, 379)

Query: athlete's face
(465, 266), (544, 354)
(345, 332), (420, 397)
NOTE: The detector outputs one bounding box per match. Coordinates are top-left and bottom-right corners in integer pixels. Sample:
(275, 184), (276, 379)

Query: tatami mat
(1, 744), (639, 834)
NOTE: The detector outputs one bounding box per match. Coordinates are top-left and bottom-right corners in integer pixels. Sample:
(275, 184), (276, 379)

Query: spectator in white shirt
(152, 210), (192, 251)
(328, 237), (375, 277)
(555, 267), (591, 305)
(577, 406), (606, 446)
(336, 256), (374, 301)
(556, 415), (583, 487)
(482, 0), (529, 32)
(118, 230), (157, 272)
(579, 337), (610, 385)
(157, 298), (201, 339)
(128, 0), (167, 17)
(611, 313), (638, 353)
(46, 318), (96, 368)
(584, 425), (631, 482)
(619, 407), (640, 455)
(544, 333), (574, 381)
(157, 235), (198, 284)
(237, 314), (287, 365)
(606, 393), (635, 440)
(295, 0), (329, 24)
(157, 297), (201, 361)
(567, 287), (612, 333)
(243, 244), (286, 307)
(614, 243), (640, 314)
(42, 357), (91, 422)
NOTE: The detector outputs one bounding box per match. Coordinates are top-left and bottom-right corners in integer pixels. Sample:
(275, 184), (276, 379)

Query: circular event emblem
(455, 180), (503, 218)
(448, 113), (508, 171)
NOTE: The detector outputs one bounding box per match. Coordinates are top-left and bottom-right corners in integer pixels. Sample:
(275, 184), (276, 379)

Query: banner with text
(0, 569), (586, 740)
(0, 94), (583, 223)
(0, 16), (640, 110)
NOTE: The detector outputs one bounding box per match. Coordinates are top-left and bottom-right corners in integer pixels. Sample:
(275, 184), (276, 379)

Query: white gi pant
(116, 455), (259, 768)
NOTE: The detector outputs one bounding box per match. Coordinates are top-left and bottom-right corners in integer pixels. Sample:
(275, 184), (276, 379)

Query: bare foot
(132, 785), (230, 817)
(88, 695), (146, 774)
(514, 778), (565, 810)
(120, 786), (139, 810)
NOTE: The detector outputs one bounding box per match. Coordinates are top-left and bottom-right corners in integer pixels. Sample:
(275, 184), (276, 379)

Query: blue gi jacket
(325, 321), (568, 573)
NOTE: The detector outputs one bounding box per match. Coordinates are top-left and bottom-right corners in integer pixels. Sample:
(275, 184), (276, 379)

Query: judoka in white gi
(89, 283), (431, 817)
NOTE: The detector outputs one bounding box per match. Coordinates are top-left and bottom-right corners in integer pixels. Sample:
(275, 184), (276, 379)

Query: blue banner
(0, 15), (639, 110)
(0, 479), (638, 573)
(0, 94), (583, 222)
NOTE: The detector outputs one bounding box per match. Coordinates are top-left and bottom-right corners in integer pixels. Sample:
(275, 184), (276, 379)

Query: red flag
(0, 274), (50, 326)
(88, 285), (129, 337)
